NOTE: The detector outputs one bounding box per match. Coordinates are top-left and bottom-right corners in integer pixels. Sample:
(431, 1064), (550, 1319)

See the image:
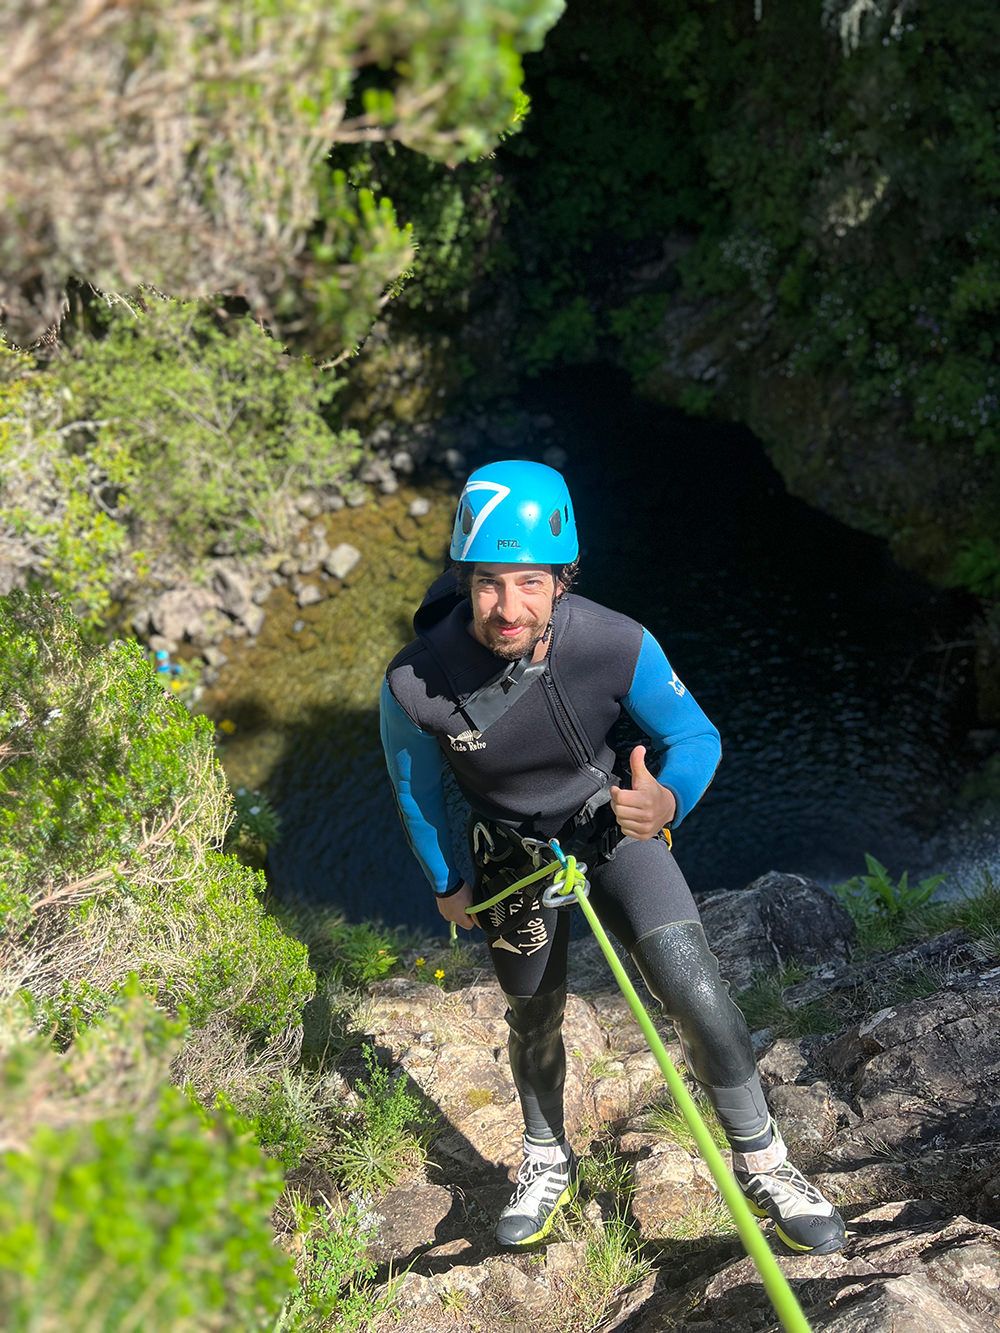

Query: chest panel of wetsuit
(385, 593), (644, 834)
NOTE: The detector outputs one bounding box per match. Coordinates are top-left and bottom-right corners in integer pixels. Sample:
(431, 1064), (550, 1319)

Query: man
(380, 459), (845, 1254)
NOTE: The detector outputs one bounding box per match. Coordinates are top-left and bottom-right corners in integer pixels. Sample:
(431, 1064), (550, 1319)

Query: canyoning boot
(495, 1138), (579, 1248)
(732, 1121), (846, 1255)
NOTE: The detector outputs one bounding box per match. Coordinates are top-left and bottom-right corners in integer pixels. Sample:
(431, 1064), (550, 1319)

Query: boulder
(823, 968), (1000, 1135)
(211, 566), (253, 621)
(368, 1182), (455, 1264)
(148, 586), (219, 642)
(699, 872), (856, 992)
(613, 1203), (1000, 1332)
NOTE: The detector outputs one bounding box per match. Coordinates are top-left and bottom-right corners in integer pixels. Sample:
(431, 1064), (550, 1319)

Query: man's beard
(481, 613), (549, 661)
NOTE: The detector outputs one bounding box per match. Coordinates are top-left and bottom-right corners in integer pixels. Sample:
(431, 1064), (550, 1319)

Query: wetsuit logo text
(448, 728), (486, 752)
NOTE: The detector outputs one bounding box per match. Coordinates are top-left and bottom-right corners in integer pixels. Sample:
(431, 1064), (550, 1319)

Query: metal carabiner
(518, 835), (553, 868)
(541, 860), (590, 909)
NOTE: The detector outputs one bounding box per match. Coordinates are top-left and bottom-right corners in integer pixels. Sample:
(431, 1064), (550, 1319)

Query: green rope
(554, 852), (811, 1333)
(446, 843), (812, 1331)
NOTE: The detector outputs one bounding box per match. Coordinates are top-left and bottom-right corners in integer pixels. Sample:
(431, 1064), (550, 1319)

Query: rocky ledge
(342, 873), (1000, 1331)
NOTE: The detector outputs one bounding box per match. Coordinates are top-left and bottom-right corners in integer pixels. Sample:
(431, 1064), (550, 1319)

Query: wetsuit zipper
(542, 673), (608, 785)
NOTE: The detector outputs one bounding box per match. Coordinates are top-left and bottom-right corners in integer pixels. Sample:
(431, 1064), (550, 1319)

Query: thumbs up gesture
(610, 745), (677, 840)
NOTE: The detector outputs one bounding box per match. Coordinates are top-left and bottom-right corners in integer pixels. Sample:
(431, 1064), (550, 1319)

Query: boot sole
(496, 1177), (579, 1248)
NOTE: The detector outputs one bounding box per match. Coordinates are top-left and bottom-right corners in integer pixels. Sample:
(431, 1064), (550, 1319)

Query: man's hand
(610, 745), (677, 840)
(436, 881), (478, 930)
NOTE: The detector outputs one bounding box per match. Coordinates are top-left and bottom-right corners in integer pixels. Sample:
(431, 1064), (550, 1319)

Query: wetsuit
(381, 575), (770, 1152)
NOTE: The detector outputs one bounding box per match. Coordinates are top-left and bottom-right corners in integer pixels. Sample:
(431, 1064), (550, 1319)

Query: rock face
(355, 879), (1000, 1333)
(619, 1204), (1000, 1332)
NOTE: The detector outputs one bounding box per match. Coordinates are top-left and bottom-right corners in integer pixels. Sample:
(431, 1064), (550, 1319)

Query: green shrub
(0, 591), (313, 1042)
(329, 1045), (435, 1195)
(277, 1199), (395, 1333)
(54, 295), (361, 559)
(833, 854), (946, 951)
(0, 990), (293, 1331)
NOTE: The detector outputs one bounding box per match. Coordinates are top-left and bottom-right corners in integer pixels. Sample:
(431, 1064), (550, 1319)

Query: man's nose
(497, 585), (524, 620)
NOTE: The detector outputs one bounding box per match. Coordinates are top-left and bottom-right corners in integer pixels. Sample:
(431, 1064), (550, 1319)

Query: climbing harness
(452, 836), (813, 1333)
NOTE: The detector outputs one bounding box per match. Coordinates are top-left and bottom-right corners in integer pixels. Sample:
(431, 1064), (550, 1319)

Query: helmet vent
(548, 508), (562, 536)
(461, 504), (474, 535)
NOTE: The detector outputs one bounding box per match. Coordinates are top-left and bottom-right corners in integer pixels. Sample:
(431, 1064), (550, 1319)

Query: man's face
(469, 564), (559, 661)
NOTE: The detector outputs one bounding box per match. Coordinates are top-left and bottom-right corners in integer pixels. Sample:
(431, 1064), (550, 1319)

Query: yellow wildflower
(415, 957), (426, 968)
(218, 719), (237, 734)
(434, 969), (445, 981)
(170, 679), (182, 691)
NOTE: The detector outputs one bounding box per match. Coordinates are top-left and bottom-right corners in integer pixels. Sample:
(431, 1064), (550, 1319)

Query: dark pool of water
(210, 366), (982, 933)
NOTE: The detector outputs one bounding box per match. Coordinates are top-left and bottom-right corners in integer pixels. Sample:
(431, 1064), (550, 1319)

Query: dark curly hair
(452, 558), (580, 597)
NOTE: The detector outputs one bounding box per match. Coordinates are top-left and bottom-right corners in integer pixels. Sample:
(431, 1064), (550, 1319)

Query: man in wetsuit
(380, 459), (845, 1254)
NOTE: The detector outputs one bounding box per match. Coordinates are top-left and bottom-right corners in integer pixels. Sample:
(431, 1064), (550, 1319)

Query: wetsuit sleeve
(621, 628), (722, 827)
(379, 678), (460, 894)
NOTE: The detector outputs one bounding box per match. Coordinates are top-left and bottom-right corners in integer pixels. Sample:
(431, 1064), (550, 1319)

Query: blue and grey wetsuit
(380, 575), (771, 1152)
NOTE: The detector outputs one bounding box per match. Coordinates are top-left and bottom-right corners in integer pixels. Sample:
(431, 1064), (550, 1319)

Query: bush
(277, 1198), (393, 1333)
(329, 1045), (435, 1195)
(0, 590), (313, 1042)
(0, 991), (293, 1331)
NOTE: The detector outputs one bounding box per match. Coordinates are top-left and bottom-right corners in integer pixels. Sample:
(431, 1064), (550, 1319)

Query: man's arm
(620, 628), (721, 827)
(379, 678), (462, 894)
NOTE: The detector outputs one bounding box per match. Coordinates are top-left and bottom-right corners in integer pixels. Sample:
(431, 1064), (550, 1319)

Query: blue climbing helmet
(449, 460), (579, 565)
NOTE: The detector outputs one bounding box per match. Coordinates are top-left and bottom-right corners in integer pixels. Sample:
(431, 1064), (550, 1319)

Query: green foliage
(293, 910), (402, 991)
(0, 590), (313, 1042)
(329, 1046), (435, 1195)
(277, 1199), (394, 1333)
(0, 992), (293, 1331)
(471, 0), (1000, 591)
(952, 537), (1000, 599)
(227, 785), (282, 851)
(565, 1216), (652, 1319)
(833, 855), (946, 941)
(54, 295), (361, 559)
(644, 1084), (728, 1155)
(735, 963), (840, 1037)
(1, 0), (566, 347)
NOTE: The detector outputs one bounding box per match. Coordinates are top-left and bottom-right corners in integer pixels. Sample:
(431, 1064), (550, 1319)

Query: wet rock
(278, 557), (298, 577)
(408, 497), (432, 519)
(295, 490), (323, 518)
(392, 449), (416, 475)
(324, 542), (362, 580)
(442, 447), (466, 474)
(203, 645), (228, 669)
(699, 872), (855, 992)
(327, 493), (345, 511)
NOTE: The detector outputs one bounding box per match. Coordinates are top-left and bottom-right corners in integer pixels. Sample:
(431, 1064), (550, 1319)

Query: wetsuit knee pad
(503, 985), (567, 1040)
(629, 921), (755, 1089)
(503, 985), (567, 1144)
